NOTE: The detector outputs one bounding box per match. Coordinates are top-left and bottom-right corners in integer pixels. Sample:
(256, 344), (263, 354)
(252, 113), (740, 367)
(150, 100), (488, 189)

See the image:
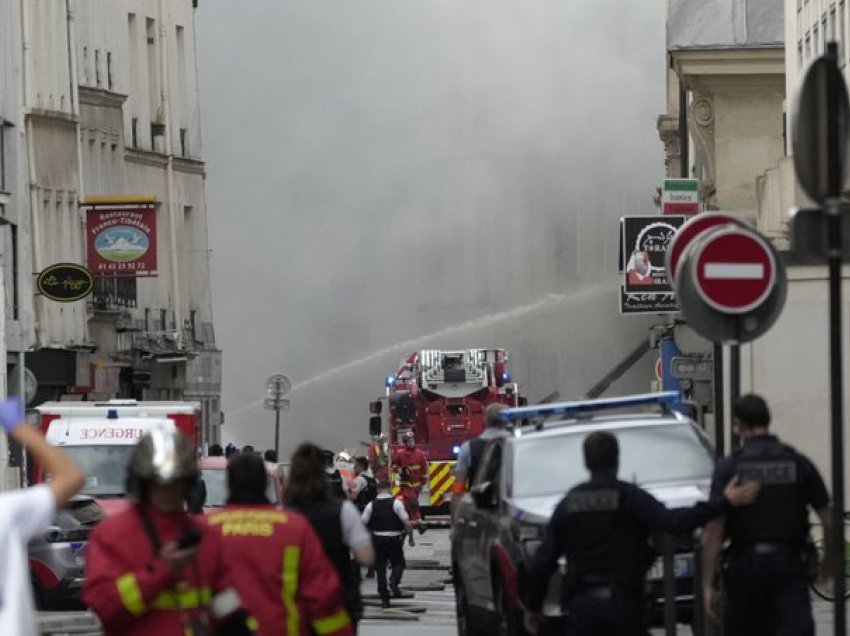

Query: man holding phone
(84, 425), (252, 635)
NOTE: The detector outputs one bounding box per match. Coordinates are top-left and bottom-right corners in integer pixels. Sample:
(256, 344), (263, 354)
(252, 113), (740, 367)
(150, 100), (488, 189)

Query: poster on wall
(85, 204), (158, 276)
(619, 215), (685, 314)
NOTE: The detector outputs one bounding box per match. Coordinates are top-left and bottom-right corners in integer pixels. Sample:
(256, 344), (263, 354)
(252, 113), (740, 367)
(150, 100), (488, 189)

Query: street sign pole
(793, 41), (850, 635)
(825, 44), (846, 631)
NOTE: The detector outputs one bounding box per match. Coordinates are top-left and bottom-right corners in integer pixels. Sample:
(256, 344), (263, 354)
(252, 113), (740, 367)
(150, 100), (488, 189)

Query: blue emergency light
(452, 445), (461, 455)
(501, 372), (512, 383)
(384, 375), (396, 388)
(498, 391), (682, 424)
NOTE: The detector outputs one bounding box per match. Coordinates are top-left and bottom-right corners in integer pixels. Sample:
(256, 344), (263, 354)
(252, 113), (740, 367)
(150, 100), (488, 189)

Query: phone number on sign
(95, 262), (150, 271)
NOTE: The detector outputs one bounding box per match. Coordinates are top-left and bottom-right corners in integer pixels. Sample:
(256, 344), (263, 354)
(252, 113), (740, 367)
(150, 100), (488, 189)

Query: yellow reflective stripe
(116, 573), (146, 617)
(246, 615), (259, 632)
(312, 609), (351, 635)
(150, 586), (212, 610)
(282, 546), (301, 636)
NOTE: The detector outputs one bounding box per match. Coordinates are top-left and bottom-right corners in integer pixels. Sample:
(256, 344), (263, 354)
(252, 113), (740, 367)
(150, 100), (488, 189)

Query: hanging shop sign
(85, 203), (158, 276)
(36, 263), (94, 302)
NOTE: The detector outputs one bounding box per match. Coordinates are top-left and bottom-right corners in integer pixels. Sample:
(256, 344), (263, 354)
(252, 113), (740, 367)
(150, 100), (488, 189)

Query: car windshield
(512, 423), (714, 498)
(201, 468), (278, 507)
(62, 445), (135, 496)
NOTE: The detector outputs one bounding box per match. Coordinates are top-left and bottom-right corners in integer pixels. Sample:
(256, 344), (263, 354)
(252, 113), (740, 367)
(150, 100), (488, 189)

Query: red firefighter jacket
(207, 505), (352, 636)
(393, 447), (428, 490)
(83, 504), (234, 636)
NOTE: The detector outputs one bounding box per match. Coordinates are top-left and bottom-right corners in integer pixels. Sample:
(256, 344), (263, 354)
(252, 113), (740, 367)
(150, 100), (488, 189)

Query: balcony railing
(90, 277), (137, 312)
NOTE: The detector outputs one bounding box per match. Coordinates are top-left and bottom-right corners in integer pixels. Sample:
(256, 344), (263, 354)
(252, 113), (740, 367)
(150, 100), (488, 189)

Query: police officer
(701, 394), (833, 635)
(362, 480), (413, 608)
(524, 430), (758, 636)
(450, 403), (507, 515)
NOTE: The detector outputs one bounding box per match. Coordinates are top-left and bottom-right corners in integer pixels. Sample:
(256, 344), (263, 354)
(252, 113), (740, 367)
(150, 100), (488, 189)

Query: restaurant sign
(36, 263), (94, 302)
(86, 204), (157, 276)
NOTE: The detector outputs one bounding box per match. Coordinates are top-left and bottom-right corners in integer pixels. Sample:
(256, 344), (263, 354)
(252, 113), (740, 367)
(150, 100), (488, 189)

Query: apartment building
(0, 0), (221, 444)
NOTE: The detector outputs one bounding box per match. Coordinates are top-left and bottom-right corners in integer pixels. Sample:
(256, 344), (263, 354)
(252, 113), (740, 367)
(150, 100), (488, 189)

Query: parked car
(29, 495), (104, 610)
(451, 392), (716, 635)
(199, 455), (284, 510)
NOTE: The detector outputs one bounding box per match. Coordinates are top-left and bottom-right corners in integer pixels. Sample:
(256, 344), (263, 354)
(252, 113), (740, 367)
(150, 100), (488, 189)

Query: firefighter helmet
(125, 424), (198, 498)
(402, 431), (415, 443)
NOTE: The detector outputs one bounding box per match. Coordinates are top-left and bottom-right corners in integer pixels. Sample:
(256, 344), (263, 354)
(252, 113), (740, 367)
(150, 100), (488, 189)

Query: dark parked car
(29, 495), (104, 610)
(451, 393), (716, 635)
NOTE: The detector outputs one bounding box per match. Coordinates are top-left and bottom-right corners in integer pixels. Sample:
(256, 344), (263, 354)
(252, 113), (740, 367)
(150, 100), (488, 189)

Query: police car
(451, 392), (716, 635)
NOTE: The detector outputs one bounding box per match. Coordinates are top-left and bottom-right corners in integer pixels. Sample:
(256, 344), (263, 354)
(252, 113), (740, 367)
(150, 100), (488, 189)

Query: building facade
(1, 0), (221, 445)
(661, 0), (850, 493)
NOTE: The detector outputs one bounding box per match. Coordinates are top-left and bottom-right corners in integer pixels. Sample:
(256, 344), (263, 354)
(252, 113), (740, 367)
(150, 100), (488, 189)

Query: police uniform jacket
(526, 472), (731, 613)
(709, 434), (828, 549)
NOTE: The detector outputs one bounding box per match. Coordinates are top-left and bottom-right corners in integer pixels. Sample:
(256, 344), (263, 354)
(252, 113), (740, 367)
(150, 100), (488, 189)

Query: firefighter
(208, 453), (353, 636)
(367, 433), (390, 483)
(392, 431), (427, 544)
(83, 425), (252, 636)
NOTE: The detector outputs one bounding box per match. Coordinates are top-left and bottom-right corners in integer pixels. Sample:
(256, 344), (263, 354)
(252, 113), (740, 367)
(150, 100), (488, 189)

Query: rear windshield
(512, 423), (714, 498)
(62, 445), (135, 497)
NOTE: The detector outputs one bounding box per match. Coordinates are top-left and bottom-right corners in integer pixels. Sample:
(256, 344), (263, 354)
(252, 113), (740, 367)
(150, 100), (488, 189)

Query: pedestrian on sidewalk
(285, 443), (374, 633)
(208, 453), (353, 635)
(0, 398), (84, 636)
(361, 480), (413, 609)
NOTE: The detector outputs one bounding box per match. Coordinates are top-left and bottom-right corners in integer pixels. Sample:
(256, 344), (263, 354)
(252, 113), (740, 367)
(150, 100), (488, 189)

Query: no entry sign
(665, 212), (744, 285)
(691, 226), (776, 314)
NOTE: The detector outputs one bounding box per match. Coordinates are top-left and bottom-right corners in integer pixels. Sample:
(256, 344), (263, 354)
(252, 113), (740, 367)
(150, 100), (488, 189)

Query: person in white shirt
(0, 398), (84, 636)
(361, 480), (413, 609)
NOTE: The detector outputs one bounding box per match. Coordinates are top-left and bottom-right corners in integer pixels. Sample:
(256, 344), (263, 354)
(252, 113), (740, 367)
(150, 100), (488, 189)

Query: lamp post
(264, 373), (290, 460)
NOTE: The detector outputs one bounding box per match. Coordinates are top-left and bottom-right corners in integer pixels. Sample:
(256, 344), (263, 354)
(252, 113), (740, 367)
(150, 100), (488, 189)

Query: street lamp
(264, 373), (290, 460)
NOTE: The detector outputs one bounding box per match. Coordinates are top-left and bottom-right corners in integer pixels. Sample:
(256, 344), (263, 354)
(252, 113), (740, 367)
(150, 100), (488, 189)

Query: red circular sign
(665, 213), (743, 285)
(691, 227), (776, 314)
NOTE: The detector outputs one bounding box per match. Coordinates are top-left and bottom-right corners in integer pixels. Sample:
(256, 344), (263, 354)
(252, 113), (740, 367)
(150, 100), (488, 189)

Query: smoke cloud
(197, 0), (666, 456)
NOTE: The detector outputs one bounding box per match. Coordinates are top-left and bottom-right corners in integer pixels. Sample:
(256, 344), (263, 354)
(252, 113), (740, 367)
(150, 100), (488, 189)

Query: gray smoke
(197, 0), (666, 456)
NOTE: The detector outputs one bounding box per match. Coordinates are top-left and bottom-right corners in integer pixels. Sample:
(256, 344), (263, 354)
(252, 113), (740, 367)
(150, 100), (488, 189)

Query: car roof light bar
(498, 391), (682, 424)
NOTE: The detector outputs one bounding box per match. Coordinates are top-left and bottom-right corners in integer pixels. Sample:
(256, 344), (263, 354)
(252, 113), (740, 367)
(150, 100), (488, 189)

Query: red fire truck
(35, 400), (201, 515)
(370, 348), (524, 510)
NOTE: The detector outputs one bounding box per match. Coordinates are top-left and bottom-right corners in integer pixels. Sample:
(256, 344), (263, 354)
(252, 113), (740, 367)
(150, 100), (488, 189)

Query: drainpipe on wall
(159, 0), (182, 342)
(21, 0), (44, 349)
(66, 0), (89, 346)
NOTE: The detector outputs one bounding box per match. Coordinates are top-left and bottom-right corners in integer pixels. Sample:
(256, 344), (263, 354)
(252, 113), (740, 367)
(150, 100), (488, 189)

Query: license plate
(647, 553), (692, 580)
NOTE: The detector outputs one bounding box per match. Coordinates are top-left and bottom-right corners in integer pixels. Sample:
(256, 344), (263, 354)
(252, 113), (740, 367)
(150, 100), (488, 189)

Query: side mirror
(369, 400), (383, 415)
(369, 416), (382, 437)
(471, 481), (496, 509)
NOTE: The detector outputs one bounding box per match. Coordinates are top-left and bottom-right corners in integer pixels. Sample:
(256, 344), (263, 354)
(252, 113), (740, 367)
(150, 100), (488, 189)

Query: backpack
(467, 437), (489, 486)
(355, 475), (378, 512)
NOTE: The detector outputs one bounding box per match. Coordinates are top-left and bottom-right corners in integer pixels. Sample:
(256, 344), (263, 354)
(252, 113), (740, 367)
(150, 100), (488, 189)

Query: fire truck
(35, 400), (201, 515)
(369, 348), (524, 510)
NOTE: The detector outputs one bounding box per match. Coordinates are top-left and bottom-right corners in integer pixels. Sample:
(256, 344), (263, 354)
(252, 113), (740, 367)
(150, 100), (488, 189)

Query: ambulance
(35, 400), (201, 514)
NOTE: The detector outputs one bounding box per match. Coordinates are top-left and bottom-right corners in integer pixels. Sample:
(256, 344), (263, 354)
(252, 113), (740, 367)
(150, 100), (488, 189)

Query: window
(180, 128), (188, 157)
(107, 52), (113, 89)
(82, 47), (89, 85)
(95, 49), (101, 87)
(131, 117), (138, 148)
